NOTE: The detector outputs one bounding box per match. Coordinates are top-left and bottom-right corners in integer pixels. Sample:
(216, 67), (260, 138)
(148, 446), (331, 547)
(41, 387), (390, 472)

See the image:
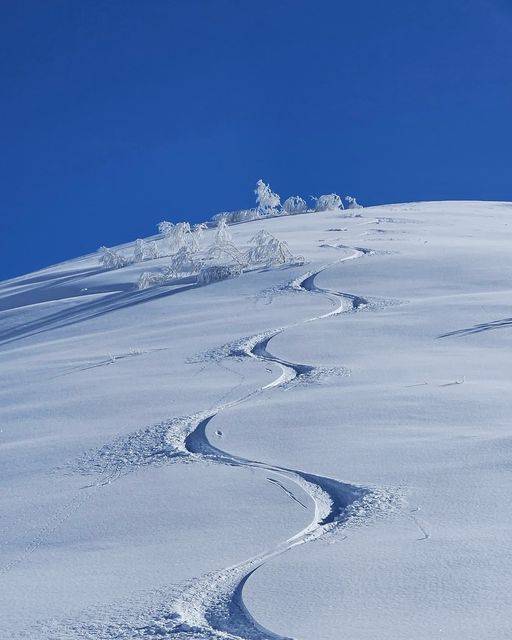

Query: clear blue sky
(2, 0), (511, 278)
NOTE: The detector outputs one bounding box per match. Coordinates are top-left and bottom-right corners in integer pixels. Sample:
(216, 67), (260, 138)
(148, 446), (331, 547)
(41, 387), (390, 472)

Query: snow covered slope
(2, 201), (512, 639)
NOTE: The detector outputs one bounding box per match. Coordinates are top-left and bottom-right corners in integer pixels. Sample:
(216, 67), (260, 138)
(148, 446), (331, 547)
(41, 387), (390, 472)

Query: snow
(1, 201), (512, 639)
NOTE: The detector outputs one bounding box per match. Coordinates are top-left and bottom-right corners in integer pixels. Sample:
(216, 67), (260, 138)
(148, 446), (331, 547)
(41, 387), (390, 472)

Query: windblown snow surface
(2, 201), (512, 639)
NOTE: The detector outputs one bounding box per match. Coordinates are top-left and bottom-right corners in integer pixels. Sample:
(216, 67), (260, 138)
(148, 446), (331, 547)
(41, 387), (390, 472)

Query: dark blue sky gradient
(2, 0), (512, 278)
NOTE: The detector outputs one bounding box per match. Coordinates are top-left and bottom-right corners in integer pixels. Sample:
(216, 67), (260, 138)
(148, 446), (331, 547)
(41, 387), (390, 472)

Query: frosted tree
(314, 193), (344, 211)
(345, 195), (363, 209)
(138, 271), (166, 290)
(212, 209), (261, 224)
(167, 246), (200, 278)
(197, 264), (242, 286)
(138, 245), (201, 290)
(215, 216), (232, 245)
(193, 222), (208, 233)
(157, 220), (174, 236)
(283, 196), (307, 215)
(187, 231), (200, 252)
(233, 209), (261, 222)
(209, 216), (246, 266)
(245, 230), (273, 264)
(246, 230), (302, 267)
(187, 223), (208, 252)
(172, 222), (191, 249)
(193, 222), (208, 241)
(145, 240), (159, 260)
(134, 238), (159, 262)
(157, 220), (192, 256)
(134, 239), (145, 263)
(255, 179), (281, 214)
(99, 246), (129, 270)
(157, 220), (175, 256)
(207, 241), (246, 268)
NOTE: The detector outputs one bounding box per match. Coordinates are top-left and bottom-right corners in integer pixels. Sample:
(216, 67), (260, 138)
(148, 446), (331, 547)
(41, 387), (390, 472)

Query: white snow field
(1, 201), (512, 639)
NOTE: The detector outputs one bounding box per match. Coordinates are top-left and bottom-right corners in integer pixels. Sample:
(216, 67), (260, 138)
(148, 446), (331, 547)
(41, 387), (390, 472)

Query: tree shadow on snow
(0, 279), (198, 348)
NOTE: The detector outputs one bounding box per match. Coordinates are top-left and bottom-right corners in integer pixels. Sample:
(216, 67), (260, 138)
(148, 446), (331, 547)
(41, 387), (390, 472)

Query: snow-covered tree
(234, 209), (261, 222)
(212, 209), (261, 224)
(133, 238), (158, 262)
(157, 220), (174, 236)
(345, 195), (363, 209)
(157, 220), (174, 256)
(245, 230), (273, 265)
(197, 264), (242, 286)
(314, 193), (344, 211)
(99, 246), (129, 270)
(146, 240), (159, 260)
(193, 222), (208, 240)
(208, 241), (246, 268)
(167, 246), (200, 278)
(215, 216), (232, 245)
(255, 179), (281, 214)
(157, 220), (192, 256)
(137, 271), (166, 290)
(172, 222), (191, 248)
(283, 196), (307, 215)
(246, 230), (302, 267)
(134, 239), (145, 263)
(209, 216), (249, 267)
(187, 223), (207, 252)
(138, 243), (201, 289)
(134, 238), (159, 262)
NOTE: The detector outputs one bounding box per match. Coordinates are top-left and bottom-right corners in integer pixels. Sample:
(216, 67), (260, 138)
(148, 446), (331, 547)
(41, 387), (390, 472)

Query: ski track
(52, 248), (397, 640)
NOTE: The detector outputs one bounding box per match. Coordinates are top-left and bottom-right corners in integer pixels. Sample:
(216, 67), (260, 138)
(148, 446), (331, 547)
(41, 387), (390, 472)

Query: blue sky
(1, 0), (511, 278)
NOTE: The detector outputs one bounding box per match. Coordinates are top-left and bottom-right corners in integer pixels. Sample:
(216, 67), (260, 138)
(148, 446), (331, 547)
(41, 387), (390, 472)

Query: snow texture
(2, 201), (512, 640)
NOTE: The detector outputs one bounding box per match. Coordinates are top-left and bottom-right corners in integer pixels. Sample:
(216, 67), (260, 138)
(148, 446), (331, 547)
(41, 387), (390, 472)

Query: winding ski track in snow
(62, 247), (394, 640)
(155, 250), (378, 639)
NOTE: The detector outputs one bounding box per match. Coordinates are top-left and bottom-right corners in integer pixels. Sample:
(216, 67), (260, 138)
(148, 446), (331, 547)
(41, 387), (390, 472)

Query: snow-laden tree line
(98, 216), (304, 289)
(98, 179), (361, 288)
(212, 179), (363, 224)
(137, 219), (304, 289)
